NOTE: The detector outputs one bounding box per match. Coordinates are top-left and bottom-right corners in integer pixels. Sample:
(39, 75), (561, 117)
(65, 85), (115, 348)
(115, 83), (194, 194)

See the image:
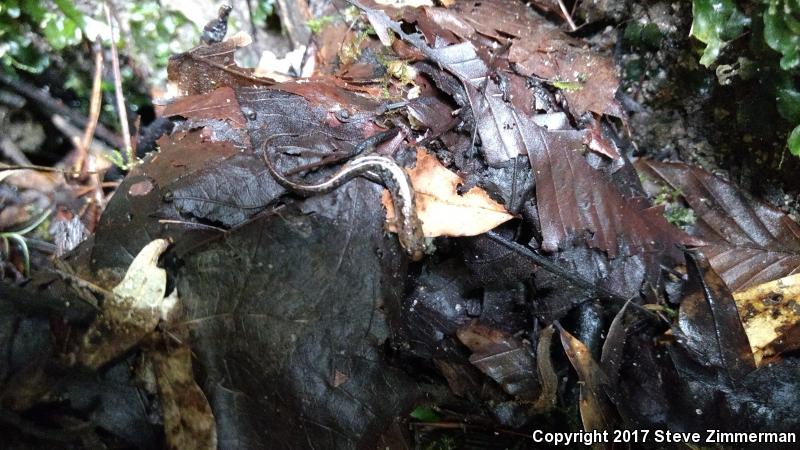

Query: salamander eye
(335, 109), (351, 122)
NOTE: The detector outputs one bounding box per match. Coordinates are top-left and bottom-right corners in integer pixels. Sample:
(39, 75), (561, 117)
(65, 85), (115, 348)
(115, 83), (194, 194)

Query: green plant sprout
(1, 208), (51, 277)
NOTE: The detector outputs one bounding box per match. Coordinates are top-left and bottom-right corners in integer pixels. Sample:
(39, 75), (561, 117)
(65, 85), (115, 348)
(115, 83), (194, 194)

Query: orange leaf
(382, 148), (513, 237)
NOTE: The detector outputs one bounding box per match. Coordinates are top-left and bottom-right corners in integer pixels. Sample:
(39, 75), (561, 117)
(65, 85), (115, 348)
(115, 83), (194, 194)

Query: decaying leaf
(532, 324), (557, 413)
(150, 343), (217, 450)
(637, 160), (800, 292)
(675, 251), (756, 381)
(163, 86), (247, 129)
(599, 300), (632, 389)
(456, 321), (539, 400)
(433, 0), (623, 118)
(557, 323), (615, 432)
(532, 136), (702, 257)
(382, 148), (513, 237)
(167, 32), (272, 95)
(733, 273), (800, 366)
(75, 239), (177, 369)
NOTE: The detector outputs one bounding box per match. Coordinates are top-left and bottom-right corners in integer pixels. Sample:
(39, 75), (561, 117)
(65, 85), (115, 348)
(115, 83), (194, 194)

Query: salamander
(262, 141), (426, 261)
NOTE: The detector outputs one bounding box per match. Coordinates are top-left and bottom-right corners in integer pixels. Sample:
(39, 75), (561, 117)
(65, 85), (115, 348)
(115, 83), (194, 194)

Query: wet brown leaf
(531, 135), (702, 257)
(167, 33), (273, 95)
(557, 323), (615, 433)
(457, 321), (539, 400)
(676, 251), (756, 381)
(357, 2), (543, 166)
(637, 160), (800, 292)
(532, 325), (557, 413)
(163, 86), (246, 129)
(425, 0), (622, 118)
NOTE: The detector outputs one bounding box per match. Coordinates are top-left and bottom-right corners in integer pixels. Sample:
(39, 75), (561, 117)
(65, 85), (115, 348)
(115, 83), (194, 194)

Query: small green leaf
(53, 0), (85, 28)
(552, 79), (583, 92)
(777, 84), (800, 123)
(691, 0), (750, 66)
(409, 406), (441, 422)
(764, 0), (800, 70)
(789, 124), (800, 156)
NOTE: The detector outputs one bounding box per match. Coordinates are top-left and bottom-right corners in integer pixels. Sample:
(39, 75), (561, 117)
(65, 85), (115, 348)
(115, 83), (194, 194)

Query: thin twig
(74, 43), (104, 175)
(484, 231), (627, 301)
(104, 2), (134, 166)
(557, 0), (578, 31)
(0, 136), (32, 166)
(0, 163), (81, 176)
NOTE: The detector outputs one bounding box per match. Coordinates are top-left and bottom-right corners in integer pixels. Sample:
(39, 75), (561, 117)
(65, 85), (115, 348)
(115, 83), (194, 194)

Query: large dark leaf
(675, 251), (756, 383)
(531, 136), (701, 258)
(637, 160), (800, 291)
(90, 82), (390, 273)
(176, 183), (422, 449)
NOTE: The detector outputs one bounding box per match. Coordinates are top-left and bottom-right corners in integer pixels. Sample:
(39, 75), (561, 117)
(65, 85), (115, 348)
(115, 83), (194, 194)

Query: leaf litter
(4, 0), (800, 448)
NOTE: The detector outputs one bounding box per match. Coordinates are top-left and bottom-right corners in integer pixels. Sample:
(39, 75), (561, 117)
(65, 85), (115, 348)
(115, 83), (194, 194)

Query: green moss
(306, 15), (336, 34)
(623, 22), (664, 50)
(653, 186), (697, 228)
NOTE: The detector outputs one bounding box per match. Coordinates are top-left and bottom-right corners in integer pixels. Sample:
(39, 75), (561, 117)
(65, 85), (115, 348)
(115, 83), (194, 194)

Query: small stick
(104, 2), (134, 166)
(484, 231), (626, 301)
(74, 44), (103, 175)
(0, 164), (82, 176)
(557, 0), (578, 31)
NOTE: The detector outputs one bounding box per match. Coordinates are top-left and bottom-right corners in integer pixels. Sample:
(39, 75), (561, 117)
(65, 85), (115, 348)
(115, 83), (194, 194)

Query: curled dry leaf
(382, 148), (514, 237)
(557, 323), (615, 433)
(76, 239), (175, 369)
(532, 324), (558, 413)
(150, 343), (217, 450)
(733, 273), (800, 367)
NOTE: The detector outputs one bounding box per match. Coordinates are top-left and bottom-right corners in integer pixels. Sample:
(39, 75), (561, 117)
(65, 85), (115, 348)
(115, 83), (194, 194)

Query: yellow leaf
(733, 273), (800, 367)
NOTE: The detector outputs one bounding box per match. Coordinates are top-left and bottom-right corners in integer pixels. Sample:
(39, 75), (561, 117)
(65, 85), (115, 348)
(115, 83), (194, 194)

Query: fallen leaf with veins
(75, 239), (178, 369)
(163, 86), (246, 129)
(733, 273), (800, 367)
(456, 321), (539, 400)
(382, 149), (513, 237)
(636, 160), (800, 291)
